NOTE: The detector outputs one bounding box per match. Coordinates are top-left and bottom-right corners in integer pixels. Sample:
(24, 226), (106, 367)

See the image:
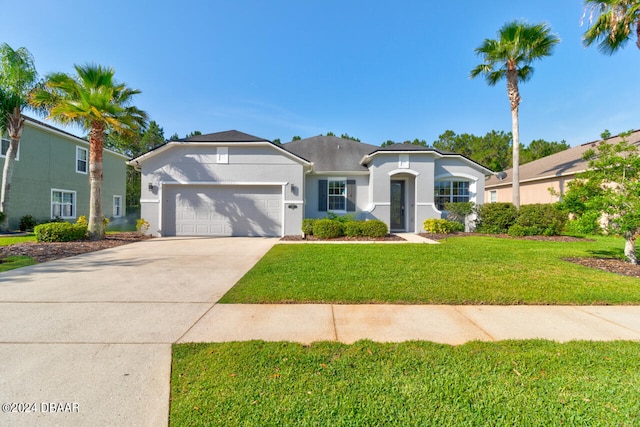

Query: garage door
(163, 185), (282, 236)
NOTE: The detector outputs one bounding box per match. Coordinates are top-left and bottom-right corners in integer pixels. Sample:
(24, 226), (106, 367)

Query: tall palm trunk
(506, 65), (521, 208)
(88, 121), (105, 240)
(0, 107), (25, 231)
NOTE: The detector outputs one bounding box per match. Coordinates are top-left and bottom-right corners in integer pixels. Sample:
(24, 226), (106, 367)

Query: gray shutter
(318, 179), (327, 212)
(346, 179), (356, 212)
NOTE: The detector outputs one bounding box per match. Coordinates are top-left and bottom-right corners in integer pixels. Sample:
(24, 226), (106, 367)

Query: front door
(390, 180), (405, 230)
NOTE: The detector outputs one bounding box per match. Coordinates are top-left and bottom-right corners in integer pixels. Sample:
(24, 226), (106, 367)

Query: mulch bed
(0, 232), (151, 263)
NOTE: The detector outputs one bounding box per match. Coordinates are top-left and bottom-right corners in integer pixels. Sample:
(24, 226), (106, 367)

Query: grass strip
(0, 255), (37, 272)
(170, 340), (640, 426)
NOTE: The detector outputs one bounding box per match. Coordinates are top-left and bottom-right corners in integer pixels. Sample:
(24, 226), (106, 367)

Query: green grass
(0, 255), (37, 271)
(170, 340), (640, 426)
(0, 233), (35, 246)
(220, 236), (640, 305)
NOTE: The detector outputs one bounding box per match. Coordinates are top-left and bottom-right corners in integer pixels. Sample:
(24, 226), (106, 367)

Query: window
(113, 195), (122, 218)
(490, 190), (497, 203)
(51, 189), (76, 219)
(434, 181), (470, 210)
(318, 179), (356, 212)
(1, 138), (19, 160)
(328, 179), (346, 211)
(76, 146), (88, 173)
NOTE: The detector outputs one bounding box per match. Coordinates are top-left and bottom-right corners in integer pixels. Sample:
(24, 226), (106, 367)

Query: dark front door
(390, 180), (405, 230)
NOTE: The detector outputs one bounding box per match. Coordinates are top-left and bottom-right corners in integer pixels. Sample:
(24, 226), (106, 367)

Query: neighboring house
(485, 130), (640, 205)
(0, 116), (128, 230)
(129, 131), (492, 237)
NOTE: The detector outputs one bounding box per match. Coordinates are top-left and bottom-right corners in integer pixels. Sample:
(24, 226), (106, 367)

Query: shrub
(360, 220), (388, 238)
(514, 204), (567, 236)
(344, 221), (363, 237)
(327, 211), (355, 223)
(19, 215), (37, 231)
(136, 218), (150, 235)
(423, 218), (464, 234)
(302, 218), (316, 236)
(444, 201), (475, 224)
(475, 203), (517, 234)
(566, 211), (602, 236)
(34, 222), (88, 242)
(312, 219), (344, 239)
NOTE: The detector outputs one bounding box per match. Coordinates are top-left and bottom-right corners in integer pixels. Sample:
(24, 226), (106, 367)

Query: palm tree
(470, 21), (560, 208)
(31, 64), (147, 239)
(0, 44), (39, 231)
(583, 0), (640, 53)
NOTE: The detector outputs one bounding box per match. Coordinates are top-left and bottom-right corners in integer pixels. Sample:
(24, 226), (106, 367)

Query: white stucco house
(128, 131), (493, 237)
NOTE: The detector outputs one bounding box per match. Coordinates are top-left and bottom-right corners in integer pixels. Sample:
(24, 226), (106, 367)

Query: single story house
(0, 116), (128, 230)
(485, 130), (640, 205)
(129, 131), (493, 237)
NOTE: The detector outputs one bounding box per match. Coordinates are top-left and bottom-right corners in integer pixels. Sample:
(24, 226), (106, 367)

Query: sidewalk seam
(452, 306), (496, 341)
(174, 302), (218, 343)
(576, 307), (640, 334)
(331, 305), (339, 341)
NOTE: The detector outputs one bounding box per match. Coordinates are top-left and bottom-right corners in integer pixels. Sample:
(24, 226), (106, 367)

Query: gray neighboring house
(129, 131), (493, 237)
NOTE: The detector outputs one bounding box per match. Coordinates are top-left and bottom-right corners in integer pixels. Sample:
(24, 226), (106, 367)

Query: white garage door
(163, 185), (282, 236)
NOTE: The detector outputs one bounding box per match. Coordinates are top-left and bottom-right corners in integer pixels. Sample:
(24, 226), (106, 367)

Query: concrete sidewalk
(180, 304), (640, 345)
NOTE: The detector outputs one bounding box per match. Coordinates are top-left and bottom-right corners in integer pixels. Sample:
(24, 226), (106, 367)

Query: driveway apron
(0, 237), (276, 427)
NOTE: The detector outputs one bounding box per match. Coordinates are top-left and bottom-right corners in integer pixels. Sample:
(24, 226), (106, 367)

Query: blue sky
(2, 0), (638, 147)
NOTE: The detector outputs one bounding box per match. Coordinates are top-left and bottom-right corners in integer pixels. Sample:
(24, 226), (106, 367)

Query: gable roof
(282, 136), (379, 172)
(362, 143), (494, 175)
(128, 129), (311, 166)
(485, 129), (640, 188)
(179, 130), (269, 143)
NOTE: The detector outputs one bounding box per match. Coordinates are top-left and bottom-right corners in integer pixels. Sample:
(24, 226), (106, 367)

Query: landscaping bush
(475, 203), (517, 234)
(19, 215), (37, 231)
(312, 219), (344, 239)
(512, 203), (567, 236)
(423, 218), (464, 234)
(136, 218), (150, 235)
(302, 218), (316, 236)
(344, 221), (363, 237)
(34, 222), (88, 242)
(444, 201), (475, 225)
(566, 211), (602, 236)
(360, 220), (388, 238)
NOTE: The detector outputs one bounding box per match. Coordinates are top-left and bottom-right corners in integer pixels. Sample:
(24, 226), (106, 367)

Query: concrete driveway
(0, 237), (276, 427)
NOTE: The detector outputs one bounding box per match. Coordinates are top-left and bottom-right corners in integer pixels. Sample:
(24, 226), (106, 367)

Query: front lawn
(0, 255), (37, 272)
(219, 236), (640, 304)
(170, 340), (640, 426)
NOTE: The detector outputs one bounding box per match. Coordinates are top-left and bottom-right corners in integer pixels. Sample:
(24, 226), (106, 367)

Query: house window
(328, 179), (346, 211)
(113, 195), (122, 218)
(76, 146), (88, 173)
(490, 190), (497, 203)
(1, 138), (19, 160)
(51, 189), (76, 219)
(435, 181), (470, 210)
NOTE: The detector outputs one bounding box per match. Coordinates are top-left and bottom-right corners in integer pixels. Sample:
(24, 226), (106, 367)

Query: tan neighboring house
(485, 130), (640, 205)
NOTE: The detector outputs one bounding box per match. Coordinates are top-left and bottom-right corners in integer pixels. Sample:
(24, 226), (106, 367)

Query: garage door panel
(164, 185), (282, 237)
